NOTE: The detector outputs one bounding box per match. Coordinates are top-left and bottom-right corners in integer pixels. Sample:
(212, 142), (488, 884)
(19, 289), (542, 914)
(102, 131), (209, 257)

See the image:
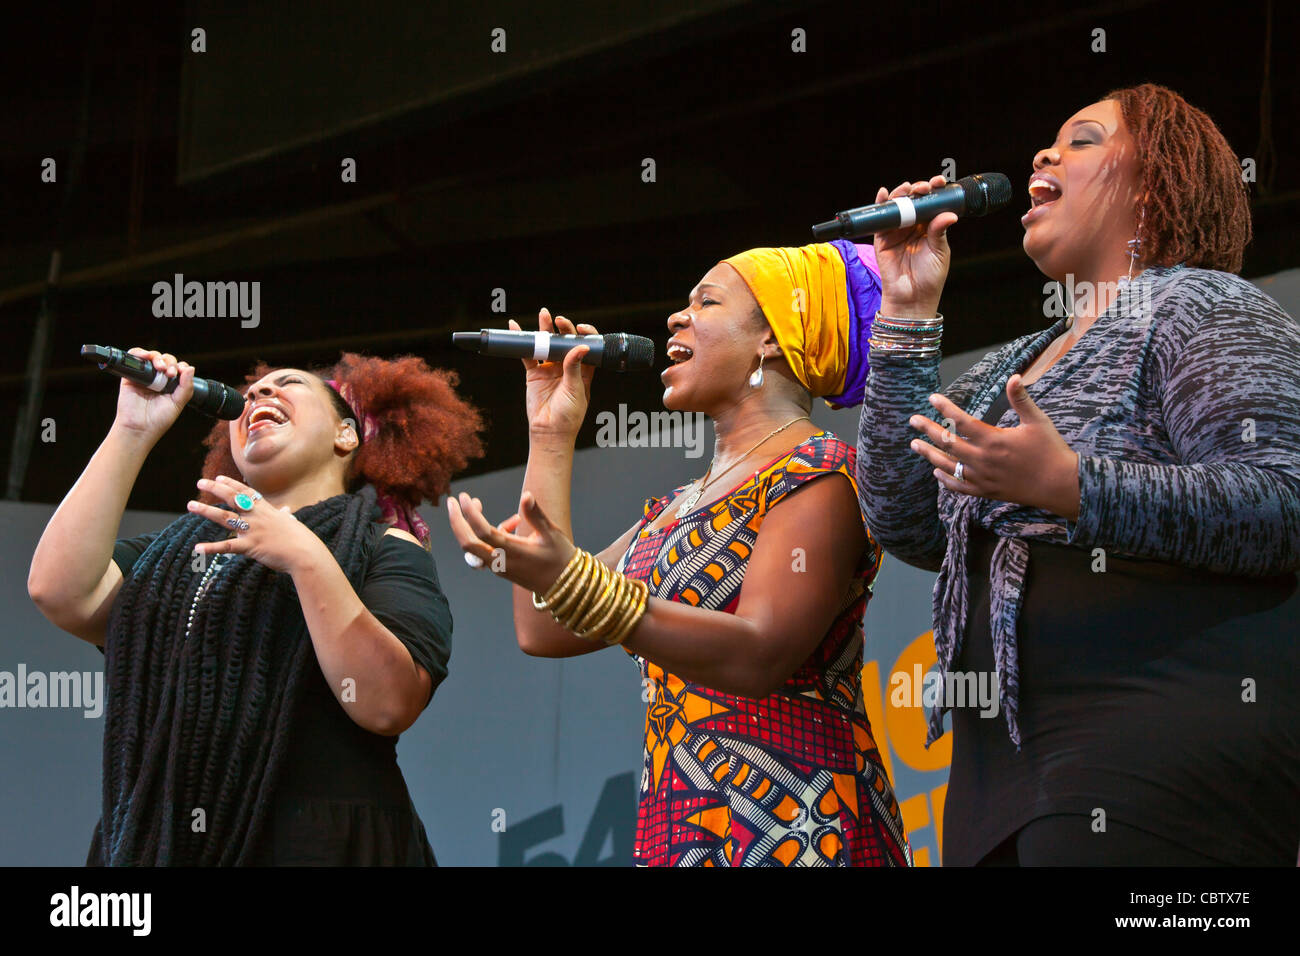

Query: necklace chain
(674, 416), (811, 518)
(185, 544), (233, 639)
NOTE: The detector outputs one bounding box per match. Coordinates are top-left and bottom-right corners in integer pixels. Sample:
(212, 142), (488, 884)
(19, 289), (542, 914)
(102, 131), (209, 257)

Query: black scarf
(88, 485), (381, 865)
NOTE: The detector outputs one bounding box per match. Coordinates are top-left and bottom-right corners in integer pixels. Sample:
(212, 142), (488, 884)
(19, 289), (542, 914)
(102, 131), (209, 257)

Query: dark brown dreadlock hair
(197, 352), (485, 511)
(1104, 83), (1253, 274)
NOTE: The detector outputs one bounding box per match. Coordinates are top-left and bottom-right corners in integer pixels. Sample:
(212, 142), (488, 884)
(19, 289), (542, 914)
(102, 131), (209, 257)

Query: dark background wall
(1, 0), (1295, 512)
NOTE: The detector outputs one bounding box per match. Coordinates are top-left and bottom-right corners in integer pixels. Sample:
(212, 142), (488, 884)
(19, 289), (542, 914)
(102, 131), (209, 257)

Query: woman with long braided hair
(857, 84), (1300, 865)
(28, 348), (484, 865)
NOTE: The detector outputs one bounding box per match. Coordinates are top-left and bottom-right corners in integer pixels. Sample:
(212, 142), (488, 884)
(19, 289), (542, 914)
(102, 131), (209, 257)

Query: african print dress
(615, 431), (911, 867)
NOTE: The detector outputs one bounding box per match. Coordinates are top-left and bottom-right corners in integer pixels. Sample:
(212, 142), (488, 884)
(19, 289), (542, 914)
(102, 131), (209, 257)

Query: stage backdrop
(4, 268), (1297, 866)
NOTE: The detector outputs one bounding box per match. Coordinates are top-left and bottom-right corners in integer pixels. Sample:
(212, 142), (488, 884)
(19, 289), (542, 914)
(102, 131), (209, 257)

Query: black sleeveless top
(941, 391), (1300, 866)
(109, 521), (452, 865)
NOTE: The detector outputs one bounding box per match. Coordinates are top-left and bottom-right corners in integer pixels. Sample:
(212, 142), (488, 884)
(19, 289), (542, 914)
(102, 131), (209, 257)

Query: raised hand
(512, 309), (597, 441)
(872, 175), (957, 319)
(187, 475), (326, 573)
(908, 375), (1081, 520)
(113, 347), (196, 440)
(446, 490), (577, 595)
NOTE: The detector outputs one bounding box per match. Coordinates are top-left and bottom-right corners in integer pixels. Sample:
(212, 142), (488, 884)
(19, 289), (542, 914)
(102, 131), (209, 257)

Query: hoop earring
(748, 353), (765, 388)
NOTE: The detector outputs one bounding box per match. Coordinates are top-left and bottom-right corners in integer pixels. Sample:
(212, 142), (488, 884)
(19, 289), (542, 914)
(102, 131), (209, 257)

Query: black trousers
(975, 815), (1228, 866)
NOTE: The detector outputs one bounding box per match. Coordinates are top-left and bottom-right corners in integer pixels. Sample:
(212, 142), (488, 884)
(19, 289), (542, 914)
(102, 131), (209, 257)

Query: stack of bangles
(867, 310), (943, 359)
(531, 548), (650, 646)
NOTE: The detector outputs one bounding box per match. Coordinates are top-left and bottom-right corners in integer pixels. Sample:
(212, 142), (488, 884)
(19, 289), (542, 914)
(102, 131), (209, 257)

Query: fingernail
(910, 440), (920, 451)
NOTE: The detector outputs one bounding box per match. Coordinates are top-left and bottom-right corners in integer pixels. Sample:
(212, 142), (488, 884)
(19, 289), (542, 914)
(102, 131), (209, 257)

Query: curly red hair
(1104, 83), (1253, 273)
(198, 352), (485, 513)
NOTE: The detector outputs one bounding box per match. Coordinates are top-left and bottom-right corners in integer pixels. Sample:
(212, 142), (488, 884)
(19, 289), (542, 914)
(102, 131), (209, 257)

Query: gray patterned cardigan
(855, 264), (1300, 749)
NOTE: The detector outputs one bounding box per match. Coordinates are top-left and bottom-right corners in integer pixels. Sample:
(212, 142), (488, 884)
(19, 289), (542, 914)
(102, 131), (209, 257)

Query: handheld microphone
(811, 172), (1013, 240)
(81, 345), (247, 419)
(452, 329), (656, 372)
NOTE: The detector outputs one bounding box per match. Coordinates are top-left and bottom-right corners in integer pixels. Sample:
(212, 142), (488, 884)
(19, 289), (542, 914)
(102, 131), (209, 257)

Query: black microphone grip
(451, 329), (656, 371)
(811, 173), (1013, 240)
(80, 345), (247, 419)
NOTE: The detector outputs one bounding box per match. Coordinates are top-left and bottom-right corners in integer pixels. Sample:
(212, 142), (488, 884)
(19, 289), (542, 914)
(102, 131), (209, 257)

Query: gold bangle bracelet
(536, 548), (585, 608)
(577, 567), (621, 634)
(545, 548), (585, 600)
(614, 588), (649, 646)
(572, 565), (619, 636)
(604, 579), (648, 645)
(550, 551), (597, 621)
(563, 556), (607, 629)
(555, 555), (599, 630)
(603, 580), (644, 647)
(579, 574), (631, 641)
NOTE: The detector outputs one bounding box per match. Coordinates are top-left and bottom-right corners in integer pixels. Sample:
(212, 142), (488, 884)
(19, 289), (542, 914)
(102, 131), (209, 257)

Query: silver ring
(464, 552), (485, 569)
(953, 461), (965, 482)
(226, 517), (251, 532)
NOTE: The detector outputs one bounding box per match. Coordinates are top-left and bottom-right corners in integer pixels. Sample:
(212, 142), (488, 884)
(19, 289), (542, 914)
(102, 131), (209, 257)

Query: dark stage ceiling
(1, 0), (1294, 511)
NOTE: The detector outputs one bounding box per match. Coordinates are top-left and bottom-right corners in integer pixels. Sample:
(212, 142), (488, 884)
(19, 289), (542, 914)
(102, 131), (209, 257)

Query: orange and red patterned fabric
(616, 431), (911, 866)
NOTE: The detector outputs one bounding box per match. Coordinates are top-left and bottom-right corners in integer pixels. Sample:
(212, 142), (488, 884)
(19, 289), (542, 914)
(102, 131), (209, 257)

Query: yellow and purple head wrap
(721, 239), (881, 408)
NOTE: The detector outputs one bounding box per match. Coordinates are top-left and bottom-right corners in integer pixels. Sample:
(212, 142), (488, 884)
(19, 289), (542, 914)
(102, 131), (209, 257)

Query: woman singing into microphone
(28, 348), (483, 865)
(448, 243), (911, 867)
(857, 83), (1300, 865)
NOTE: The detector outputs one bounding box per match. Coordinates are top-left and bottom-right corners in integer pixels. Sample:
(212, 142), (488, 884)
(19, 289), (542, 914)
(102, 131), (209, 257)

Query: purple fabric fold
(824, 240), (881, 408)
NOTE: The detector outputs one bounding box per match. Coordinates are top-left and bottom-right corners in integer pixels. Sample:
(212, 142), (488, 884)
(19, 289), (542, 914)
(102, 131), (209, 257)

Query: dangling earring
(1124, 204), (1146, 286)
(748, 352), (765, 388)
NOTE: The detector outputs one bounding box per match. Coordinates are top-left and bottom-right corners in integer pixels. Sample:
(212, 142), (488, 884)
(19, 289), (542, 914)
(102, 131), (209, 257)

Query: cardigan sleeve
(856, 340), (1020, 572)
(1067, 286), (1300, 575)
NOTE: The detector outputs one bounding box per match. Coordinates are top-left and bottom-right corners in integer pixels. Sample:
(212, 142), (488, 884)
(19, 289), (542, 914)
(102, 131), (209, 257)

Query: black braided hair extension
(89, 484), (381, 865)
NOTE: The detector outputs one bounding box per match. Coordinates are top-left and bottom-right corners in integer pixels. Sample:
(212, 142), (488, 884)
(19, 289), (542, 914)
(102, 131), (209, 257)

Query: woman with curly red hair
(28, 348), (483, 865)
(857, 84), (1300, 865)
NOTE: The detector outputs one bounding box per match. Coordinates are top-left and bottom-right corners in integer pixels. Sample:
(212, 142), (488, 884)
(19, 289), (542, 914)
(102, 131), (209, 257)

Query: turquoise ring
(234, 492), (259, 512)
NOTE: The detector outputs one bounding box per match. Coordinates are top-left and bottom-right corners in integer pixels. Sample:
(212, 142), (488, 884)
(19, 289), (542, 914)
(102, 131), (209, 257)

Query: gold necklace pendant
(672, 415), (809, 520)
(674, 482), (705, 518)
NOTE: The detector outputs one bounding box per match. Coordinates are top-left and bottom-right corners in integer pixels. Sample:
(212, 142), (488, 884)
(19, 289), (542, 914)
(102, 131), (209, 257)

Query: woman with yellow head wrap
(447, 242), (909, 867)
(721, 238), (881, 407)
